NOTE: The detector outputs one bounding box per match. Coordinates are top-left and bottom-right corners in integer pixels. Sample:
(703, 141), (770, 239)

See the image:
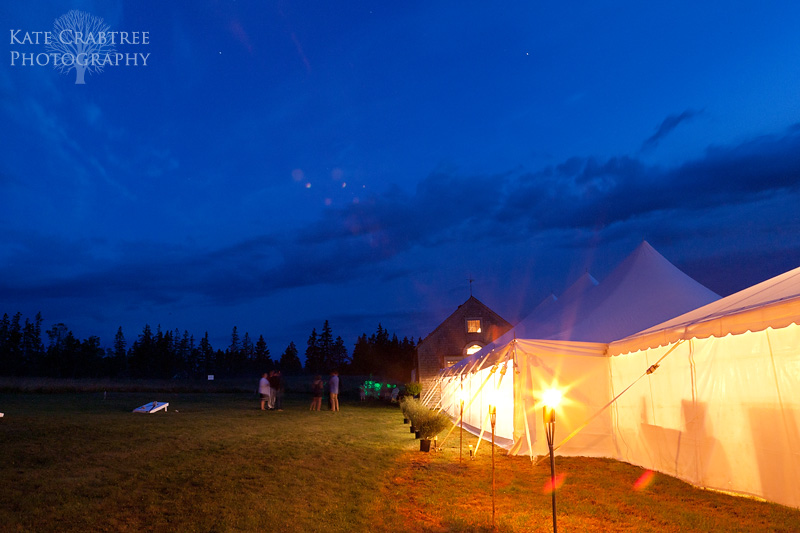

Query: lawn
(1, 391), (799, 532)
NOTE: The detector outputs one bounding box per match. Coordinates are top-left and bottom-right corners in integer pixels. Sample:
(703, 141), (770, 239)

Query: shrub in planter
(415, 408), (451, 441)
(416, 409), (451, 452)
(404, 382), (422, 398)
(399, 396), (413, 424)
(400, 397), (426, 429)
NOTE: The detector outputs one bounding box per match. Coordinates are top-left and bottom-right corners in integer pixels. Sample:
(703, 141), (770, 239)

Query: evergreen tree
(318, 320), (334, 371)
(110, 326), (127, 377)
(254, 335), (272, 372)
(153, 325), (177, 378)
(0, 313), (10, 376)
(225, 326), (247, 375)
(128, 324), (155, 378)
(304, 328), (322, 373)
(332, 335), (349, 371)
(280, 341), (303, 374)
(78, 335), (104, 377)
(113, 327), (126, 358)
(213, 349), (226, 376)
(44, 323), (70, 377)
(178, 330), (194, 375)
(350, 333), (371, 375)
(229, 326), (240, 352)
(349, 324), (416, 381)
(21, 317), (39, 373)
(241, 331), (254, 373)
(198, 332), (214, 376)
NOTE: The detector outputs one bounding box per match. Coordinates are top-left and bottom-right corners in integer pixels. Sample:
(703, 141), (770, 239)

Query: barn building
(416, 296), (512, 405)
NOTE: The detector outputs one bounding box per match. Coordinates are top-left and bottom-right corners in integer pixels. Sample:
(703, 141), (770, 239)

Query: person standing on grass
(268, 370), (279, 410)
(272, 370), (283, 411)
(310, 375), (323, 411)
(258, 372), (271, 411)
(329, 370), (340, 412)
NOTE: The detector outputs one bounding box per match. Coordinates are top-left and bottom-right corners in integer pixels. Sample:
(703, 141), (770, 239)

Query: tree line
(304, 320), (416, 382)
(0, 312), (417, 381)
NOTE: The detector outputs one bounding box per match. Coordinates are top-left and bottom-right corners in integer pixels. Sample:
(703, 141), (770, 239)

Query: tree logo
(47, 10), (115, 85)
(9, 11), (149, 83)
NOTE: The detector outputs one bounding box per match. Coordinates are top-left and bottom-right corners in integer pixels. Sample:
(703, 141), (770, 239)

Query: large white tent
(438, 242), (719, 456)
(471, 241), (720, 351)
(607, 264), (800, 508)
(436, 244), (800, 508)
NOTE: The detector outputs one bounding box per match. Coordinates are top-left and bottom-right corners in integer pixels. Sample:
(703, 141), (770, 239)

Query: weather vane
(468, 278), (475, 296)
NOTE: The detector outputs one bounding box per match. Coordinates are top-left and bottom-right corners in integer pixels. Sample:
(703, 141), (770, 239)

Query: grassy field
(1, 391), (799, 532)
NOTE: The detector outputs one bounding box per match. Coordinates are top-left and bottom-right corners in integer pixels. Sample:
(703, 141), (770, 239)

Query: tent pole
(473, 408), (492, 456)
(521, 398), (535, 463)
(473, 361), (509, 457)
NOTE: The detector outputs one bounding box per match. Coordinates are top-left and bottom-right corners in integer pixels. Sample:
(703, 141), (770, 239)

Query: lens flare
(542, 388), (562, 408)
(633, 470), (655, 491)
(542, 472), (566, 493)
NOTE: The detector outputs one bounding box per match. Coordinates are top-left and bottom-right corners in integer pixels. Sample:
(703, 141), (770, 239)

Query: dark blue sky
(3, 0), (800, 355)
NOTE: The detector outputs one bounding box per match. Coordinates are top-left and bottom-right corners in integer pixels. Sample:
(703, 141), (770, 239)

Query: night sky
(3, 1), (800, 356)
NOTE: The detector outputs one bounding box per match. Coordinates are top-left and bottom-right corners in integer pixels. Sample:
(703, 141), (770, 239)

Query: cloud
(640, 109), (703, 152)
(223, 124), (800, 297)
(502, 124), (800, 234)
(3, 124), (800, 317)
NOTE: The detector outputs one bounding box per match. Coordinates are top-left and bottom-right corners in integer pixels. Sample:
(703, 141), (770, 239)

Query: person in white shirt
(258, 372), (271, 411)
(329, 371), (340, 412)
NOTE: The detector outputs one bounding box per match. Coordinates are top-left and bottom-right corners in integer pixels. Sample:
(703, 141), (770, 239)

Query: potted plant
(399, 396), (414, 424)
(404, 382), (422, 398)
(401, 397), (425, 433)
(416, 409), (451, 452)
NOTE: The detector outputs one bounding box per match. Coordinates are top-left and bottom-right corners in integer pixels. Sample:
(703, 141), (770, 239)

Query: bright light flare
(633, 470), (655, 491)
(542, 472), (567, 493)
(542, 388), (563, 409)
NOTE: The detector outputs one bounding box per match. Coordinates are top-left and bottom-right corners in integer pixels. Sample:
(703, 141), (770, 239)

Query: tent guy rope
(551, 339), (686, 453)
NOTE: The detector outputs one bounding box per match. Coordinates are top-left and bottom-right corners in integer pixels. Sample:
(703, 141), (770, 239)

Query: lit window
(466, 319), (482, 333)
(466, 344), (482, 355)
(445, 357), (461, 368)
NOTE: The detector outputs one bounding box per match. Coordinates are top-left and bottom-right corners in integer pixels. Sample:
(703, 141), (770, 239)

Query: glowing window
(466, 344), (482, 355)
(466, 319), (482, 333)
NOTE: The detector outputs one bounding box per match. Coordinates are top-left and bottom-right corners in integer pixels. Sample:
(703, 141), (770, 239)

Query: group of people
(258, 370), (284, 411)
(310, 371), (339, 411)
(258, 370), (340, 412)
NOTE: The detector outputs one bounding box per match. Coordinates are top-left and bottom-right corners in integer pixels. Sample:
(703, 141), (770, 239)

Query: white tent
(607, 264), (800, 508)
(468, 242), (719, 354)
(438, 245), (800, 508)
(439, 242), (720, 456)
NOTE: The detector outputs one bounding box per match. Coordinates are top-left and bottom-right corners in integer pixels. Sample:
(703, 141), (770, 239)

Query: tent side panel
(509, 342), (614, 458)
(442, 362), (515, 446)
(610, 325), (800, 509)
(461, 364), (514, 442)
